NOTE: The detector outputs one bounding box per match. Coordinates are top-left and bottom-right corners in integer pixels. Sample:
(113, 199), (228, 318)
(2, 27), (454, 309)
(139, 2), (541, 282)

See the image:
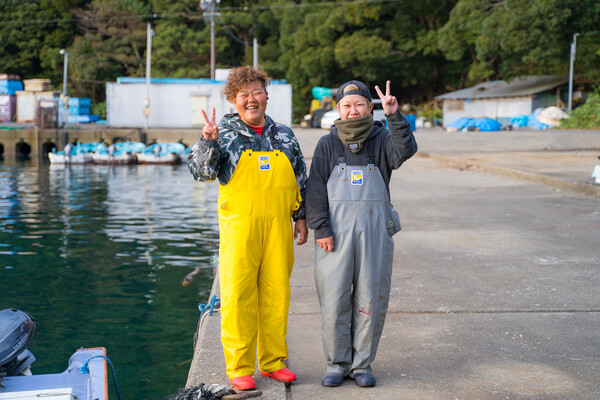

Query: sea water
(0, 159), (219, 399)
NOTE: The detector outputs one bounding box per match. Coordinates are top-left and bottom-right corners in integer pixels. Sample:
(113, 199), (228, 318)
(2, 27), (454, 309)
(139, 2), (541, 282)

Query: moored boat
(0, 308), (109, 400)
(137, 142), (185, 165)
(92, 141), (146, 165)
(0, 348), (109, 400)
(48, 142), (105, 164)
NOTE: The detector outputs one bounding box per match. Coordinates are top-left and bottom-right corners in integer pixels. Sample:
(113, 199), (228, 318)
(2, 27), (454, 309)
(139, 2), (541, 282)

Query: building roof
(115, 77), (288, 85)
(435, 75), (568, 100)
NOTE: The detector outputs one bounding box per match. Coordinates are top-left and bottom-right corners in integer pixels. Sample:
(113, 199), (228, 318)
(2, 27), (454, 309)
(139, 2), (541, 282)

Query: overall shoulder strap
(366, 137), (376, 165)
(333, 135), (346, 164)
(334, 134), (375, 165)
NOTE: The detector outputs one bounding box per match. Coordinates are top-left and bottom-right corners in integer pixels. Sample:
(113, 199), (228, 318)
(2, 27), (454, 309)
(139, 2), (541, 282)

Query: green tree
(275, 0), (458, 119)
(438, 0), (600, 86)
(0, 0), (89, 87)
(68, 0), (152, 98)
(148, 0), (213, 78)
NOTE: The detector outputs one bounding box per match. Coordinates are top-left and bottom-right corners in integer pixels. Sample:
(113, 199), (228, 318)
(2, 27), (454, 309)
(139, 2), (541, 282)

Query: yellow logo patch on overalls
(351, 170), (363, 185)
(259, 155), (270, 170)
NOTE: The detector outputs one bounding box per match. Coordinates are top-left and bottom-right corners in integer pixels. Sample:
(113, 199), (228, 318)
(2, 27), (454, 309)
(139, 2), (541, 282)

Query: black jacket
(306, 110), (418, 239)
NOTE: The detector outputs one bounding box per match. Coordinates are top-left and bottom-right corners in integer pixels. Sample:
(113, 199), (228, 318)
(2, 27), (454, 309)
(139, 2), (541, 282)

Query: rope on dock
(167, 383), (231, 400)
(198, 295), (221, 328)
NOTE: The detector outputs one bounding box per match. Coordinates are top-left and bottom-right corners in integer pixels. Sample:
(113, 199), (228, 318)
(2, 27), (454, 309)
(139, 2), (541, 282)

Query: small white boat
(0, 348), (109, 400)
(0, 309), (109, 400)
(137, 142), (185, 165)
(92, 141), (146, 165)
(48, 142), (104, 164)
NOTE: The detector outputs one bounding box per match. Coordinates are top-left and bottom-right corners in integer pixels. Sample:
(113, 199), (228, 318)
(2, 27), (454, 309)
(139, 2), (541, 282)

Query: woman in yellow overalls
(187, 67), (308, 391)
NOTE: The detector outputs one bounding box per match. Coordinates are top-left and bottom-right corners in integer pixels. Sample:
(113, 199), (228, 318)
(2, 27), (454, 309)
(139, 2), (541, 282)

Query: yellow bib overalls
(218, 148), (301, 378)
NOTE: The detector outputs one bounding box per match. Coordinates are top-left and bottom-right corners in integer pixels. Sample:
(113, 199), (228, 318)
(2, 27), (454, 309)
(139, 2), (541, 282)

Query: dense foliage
(560, 89), (600, 129)
(1, 0), (598, 121)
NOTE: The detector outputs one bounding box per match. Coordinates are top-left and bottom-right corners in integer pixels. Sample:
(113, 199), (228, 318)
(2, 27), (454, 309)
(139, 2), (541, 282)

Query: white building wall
(442, 111), (463, 128)
(107, 82), (293, 128)
(442, 96), (533, 127)
(495, 97), (532, 117)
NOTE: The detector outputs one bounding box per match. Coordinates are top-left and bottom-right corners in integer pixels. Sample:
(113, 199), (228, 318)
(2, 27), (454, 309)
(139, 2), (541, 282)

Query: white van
(372, 99), (386, 123)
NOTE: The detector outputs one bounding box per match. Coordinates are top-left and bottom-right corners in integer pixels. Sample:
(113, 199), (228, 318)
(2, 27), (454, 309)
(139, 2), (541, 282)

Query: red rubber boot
(260, 367), (297, 383)
(230, 375), (256, 390)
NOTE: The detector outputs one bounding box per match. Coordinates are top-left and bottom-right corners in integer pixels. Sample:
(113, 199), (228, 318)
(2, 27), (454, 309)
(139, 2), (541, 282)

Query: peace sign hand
(374, 80), (398, 116)
(201, 107), (219, 141)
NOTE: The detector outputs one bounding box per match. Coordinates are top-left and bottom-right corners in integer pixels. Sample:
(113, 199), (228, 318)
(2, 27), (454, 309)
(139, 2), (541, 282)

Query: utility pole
(59, 49), (69, 97)
(144, 23), (154, 131)
(567, 33), (578, 112)
(59, 49), (69, 127)
(200, 0), (221, 80)
(253, 37), (259, 69)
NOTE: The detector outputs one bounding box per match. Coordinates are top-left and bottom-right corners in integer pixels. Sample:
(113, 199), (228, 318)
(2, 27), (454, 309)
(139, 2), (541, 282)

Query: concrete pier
(187, 127), (600, 399)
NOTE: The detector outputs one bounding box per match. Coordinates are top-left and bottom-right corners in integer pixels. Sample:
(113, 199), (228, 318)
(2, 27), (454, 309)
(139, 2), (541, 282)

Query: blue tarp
(510, 115), (529, 128)
(448, 117), (473, 130)
(465, 118), (501, 131)
(510, 113), (551, 130)
(448, 117), (501, 132)
(526, 112), (551, 129)
(96, 141), (145, 155)
(144, 142), (186, 156)
(312, 87), (334, 100)
(406, 114), (417, 131)
(77, 115), (100, 123)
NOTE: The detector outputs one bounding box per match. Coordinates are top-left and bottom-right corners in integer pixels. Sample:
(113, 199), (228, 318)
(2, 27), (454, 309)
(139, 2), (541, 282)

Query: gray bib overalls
(315, 138), (401, 377)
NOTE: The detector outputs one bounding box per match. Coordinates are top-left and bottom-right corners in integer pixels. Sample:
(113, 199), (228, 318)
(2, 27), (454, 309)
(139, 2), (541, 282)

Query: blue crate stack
(57, 97), (99, 124)
(0, 79), (23, 95)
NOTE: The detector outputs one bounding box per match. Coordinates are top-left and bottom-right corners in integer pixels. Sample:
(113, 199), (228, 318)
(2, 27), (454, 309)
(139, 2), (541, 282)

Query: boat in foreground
(0, 348), (109, 400)
(0, 309), (108, 400)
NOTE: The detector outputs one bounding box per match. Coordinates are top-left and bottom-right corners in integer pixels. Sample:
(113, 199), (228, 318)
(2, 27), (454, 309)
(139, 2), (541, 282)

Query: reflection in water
(0, 160), (219, 399)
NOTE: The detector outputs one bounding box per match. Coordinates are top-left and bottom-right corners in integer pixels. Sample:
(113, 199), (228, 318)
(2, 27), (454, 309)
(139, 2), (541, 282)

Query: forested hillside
(1, 0), (598, 119)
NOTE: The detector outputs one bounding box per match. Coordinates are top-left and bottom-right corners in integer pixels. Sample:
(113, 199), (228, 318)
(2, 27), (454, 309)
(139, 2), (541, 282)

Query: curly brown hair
(223, 66), (270, 102)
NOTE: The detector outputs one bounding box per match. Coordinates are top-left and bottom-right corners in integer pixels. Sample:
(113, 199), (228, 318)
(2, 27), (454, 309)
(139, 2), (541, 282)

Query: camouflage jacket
(187, 113), (307, 220)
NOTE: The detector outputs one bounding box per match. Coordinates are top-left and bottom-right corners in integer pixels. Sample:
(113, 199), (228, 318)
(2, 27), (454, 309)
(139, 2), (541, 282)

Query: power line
(217, 16), (246, 45)
(0, 0), (401, 26)
(72, 78), (112, 85)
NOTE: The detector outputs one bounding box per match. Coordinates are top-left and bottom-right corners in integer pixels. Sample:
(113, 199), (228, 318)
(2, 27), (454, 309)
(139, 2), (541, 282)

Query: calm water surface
(0, 158), (219, 399)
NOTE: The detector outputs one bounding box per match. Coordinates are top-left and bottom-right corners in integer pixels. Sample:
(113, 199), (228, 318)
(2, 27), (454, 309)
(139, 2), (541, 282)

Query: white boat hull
(136, 153), (180, 164)
(48, 152), (94, 164)
(92, 153), (136, 164)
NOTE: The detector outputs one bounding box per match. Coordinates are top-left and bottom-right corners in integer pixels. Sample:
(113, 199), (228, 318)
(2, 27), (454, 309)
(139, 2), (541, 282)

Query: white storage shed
(435, 75), (569, 127)
(106, 77), (293, 129)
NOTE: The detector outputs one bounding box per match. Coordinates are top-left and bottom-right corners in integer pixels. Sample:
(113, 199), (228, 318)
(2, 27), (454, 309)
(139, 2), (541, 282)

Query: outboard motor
(0, 309), (38, 386)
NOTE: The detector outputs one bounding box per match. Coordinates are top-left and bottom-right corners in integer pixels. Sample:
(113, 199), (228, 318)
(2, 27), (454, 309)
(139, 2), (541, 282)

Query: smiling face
(336, 94), (373, 120)
(232, 81), (268, 127)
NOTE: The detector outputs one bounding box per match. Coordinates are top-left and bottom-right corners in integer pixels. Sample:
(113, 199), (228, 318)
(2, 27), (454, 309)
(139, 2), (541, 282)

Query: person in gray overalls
(306, 80), (417, 388)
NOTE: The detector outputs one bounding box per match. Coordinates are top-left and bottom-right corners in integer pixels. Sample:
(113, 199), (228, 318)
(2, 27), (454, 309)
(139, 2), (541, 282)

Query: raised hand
(201, 107), (219, 140)
(374, 80), (398, 116)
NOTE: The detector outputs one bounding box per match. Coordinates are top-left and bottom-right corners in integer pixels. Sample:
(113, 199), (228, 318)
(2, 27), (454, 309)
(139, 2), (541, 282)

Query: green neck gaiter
(335, 114), (374, 153)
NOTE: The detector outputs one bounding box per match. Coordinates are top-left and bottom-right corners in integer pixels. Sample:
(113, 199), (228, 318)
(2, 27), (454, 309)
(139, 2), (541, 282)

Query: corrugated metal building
(435, 75), (569, 127)
(107, 77), (293, 128)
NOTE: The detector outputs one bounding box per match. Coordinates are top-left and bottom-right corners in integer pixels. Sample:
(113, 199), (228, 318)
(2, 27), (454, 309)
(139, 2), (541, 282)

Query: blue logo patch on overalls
(351, 170), (363, 185)
(259, 155), (270, 170)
